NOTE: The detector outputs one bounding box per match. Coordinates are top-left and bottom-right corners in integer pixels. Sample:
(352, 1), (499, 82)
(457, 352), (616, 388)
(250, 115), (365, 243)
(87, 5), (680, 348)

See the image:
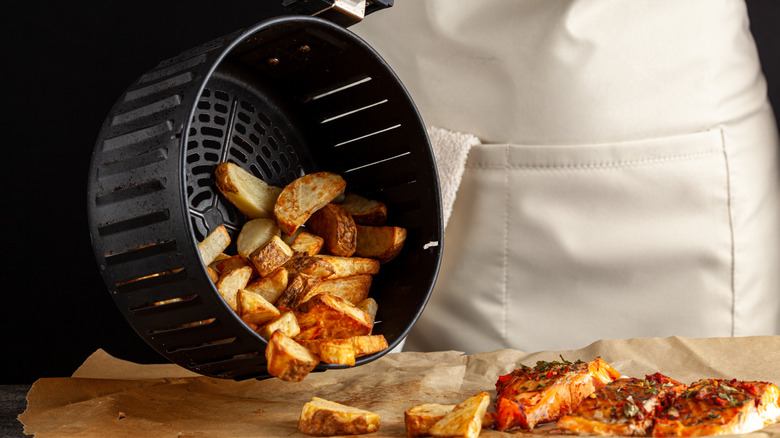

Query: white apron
(352, 0), (780, 354)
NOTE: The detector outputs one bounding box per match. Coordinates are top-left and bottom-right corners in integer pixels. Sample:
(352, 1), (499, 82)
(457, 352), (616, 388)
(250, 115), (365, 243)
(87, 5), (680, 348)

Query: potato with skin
(311, 274), (373, 306)
(312, 255), (380, 278)
(248, 235), (293, 277)
(276, 273), (323, 310)
(350, 334), (388, 357)
(289, 231), (325, 256)
(215, 265), (253, 312)
(295, 294), (373, 339)
(299, 397), (381, 436)
(236, 217), (280, 258)
(197, 225), (231, 266)
(429, 392), (491, 438)
(236, 289), (280, 326)
(274, 171), (347, 236)
(214, 162), (282, 219)
(355, 224), (407, 263)
(265, 329), (320, 382)
(340, 192), (387, 226)
(405, 404), (456, 438)
(244, 266), (288, 305)
(298, 338), (357, 366)
(305, 203), (357, 257)
(257, 311), (299, 339)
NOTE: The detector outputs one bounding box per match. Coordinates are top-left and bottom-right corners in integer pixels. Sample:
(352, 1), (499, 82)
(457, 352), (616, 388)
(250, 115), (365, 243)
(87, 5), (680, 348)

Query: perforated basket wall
(87, 15), (442, 380)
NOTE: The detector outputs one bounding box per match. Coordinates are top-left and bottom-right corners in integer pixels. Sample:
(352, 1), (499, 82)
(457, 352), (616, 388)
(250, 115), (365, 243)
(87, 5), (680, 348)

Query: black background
(2, 1), (778, 384)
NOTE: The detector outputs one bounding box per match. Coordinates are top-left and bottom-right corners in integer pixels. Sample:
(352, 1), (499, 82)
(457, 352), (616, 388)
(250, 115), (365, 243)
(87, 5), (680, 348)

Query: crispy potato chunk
(214, 162), (282, 219)
(312, 274), (373, 305)
(405, 404), (456, 438)
(356, 298), (378, 325)
(244, 266), (289, 305)
(237, 289), (280, 326)
(350, 334), (388, 357)
(355, 224), (407, 263)
(249, 235), (293, 277)
(265, 330), (320, 382)
(274, 171), (347, 236)
(313, 255), (380, 278)
(284, 254), (336, 278)
(276, 273), (323, 310)
(429, 392), (490, 438)
(295, 294), (373, 339)
(305, 203), (357, 257)
(215, 265), (253, 312)
(298, 397), (381, 436)
(197, 225), (231, 266)
(298, 338), (356, 366)
(340, 192), (387, 226)
(236, 217), (280, 258)
(257, 311), (300, 339)
(290, 231), (325, 256)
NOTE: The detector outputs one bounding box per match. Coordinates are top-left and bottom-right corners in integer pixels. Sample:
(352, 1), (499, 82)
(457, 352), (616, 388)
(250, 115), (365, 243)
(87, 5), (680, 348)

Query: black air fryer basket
(87, 3), (442, 381)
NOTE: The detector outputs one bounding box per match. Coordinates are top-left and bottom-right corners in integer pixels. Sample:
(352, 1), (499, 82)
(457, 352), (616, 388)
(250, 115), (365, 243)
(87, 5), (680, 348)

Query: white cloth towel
(427, 125), (480, 230)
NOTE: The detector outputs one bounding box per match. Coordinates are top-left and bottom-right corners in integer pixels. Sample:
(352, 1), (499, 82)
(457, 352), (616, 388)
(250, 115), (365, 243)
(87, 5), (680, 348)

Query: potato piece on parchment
(429, 392), (490, 438)
(340, 192), (387, 226)
(405, 404), (456, 438)
(236, 217), (280, 258)
(265, 329), (320, 382)
(295, 294), (373, 339)
(248, 235), (293, 277)
(305, 203), (357, 257)
(214, 162), (282, 219)
(355, 224), (407, 263)
(298, 397), (381, 437)
(274, 171), (346, 236)
(197, 225), (230, 266)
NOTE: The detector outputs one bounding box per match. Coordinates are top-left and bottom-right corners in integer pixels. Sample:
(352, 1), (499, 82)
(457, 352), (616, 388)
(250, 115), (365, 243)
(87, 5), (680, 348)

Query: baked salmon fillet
(557, 372), (687, 436)
(492, 357), (621, 431)
(652, 378), (780, 437)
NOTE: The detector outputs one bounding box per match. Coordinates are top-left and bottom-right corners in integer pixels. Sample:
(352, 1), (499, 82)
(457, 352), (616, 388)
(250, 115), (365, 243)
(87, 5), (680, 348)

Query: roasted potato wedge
(214, 162), (282, 219)
(295, 294), (373, 339)
(283, 254), (336, 278)
(305, 203), (357, 257)
(355, 224), (407, 263)
(312, 255), (380, 278)
(350, 334), (388, 357)
(197, 225), (231, 266)
(274, 171), (347, 236)
(312, 274), (373, 306)
(429, 392), (490, 438)
(257, 311), (300, 339)
(265, 329), (320, 382)
(405, 404), (456, 438)
(298, 338), (356, 366)
(355, 297), (378, 325)
(276, 273), (323, 310)
(290, 231), (325, 256)
(298, 397), (381, 437)
(244, 266), (288, 305)
(249, 235), (293, 277)
(340, 192), (387, 226)
(237, 289), (280, 326)
(236, 217), (280, 258)
(215, 265), (253, 312)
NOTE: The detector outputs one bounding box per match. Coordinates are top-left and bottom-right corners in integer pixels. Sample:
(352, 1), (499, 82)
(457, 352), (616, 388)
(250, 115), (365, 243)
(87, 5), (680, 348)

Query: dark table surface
(1, 385), (31, 438)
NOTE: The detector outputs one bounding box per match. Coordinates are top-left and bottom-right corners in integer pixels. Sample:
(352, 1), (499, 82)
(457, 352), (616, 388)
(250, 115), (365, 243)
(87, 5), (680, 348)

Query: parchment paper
(19, 336), (780, 437)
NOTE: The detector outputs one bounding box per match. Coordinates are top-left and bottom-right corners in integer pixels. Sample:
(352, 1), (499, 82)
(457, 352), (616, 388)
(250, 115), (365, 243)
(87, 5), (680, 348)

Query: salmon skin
(492, 357), (621, 431)
(652, 378), (780, 437)
(557, 373), (687, 436)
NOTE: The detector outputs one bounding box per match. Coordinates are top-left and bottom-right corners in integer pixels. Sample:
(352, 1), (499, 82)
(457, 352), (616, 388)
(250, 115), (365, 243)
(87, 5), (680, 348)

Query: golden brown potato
(276, 273), (323, 310)
(274, 172), (347, 236)
(248, 235), (293, 277)
(215, 265), (253, 312)
(290, 231), (325, 256)
(257, 311), (300, 339)
(237, 289), (280, 326)
(283, 254), (336, 278)
(298, 397), (381, 436)
(312, 274), (373, 306)
(295, 294), (373, 339)
(236, 217), (280, 258)
(350, 334), (388, 357)
(355, 224), (407, 263)
(297, 338), (356, 366)
(340, 192), (387, 226)
(197, 225), (231, 266)
(428, 392), (490, 438)
(405, 404), (456, 438)
(305, 203), (357, 257)
(244, 266), (289, 305)
(214, 162), (282, 219)
(265, 329), (320, 382)
(312, 255), (380, 278)
(355, 297), (378, 325)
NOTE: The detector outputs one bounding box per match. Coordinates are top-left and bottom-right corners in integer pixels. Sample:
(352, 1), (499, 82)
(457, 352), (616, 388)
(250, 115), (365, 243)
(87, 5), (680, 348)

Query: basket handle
(282, 0), (394, 27)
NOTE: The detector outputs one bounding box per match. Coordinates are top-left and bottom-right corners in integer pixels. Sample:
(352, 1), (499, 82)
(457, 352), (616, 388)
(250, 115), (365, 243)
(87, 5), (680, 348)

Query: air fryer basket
(87, 13), (442, 380)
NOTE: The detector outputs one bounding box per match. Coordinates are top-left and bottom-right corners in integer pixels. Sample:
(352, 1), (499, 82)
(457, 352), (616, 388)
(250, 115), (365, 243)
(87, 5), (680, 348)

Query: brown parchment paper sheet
(19, 335), (780, 437)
